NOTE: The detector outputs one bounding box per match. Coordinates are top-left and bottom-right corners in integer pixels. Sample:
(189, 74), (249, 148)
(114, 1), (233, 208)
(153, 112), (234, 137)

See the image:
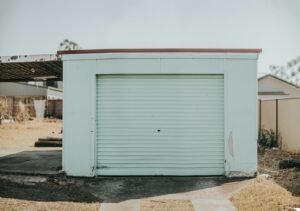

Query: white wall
(63, 60), (96, 176)
(0, 82), (47, 96)
(0, 82), (62, 99)
(62, 52), (259, 177)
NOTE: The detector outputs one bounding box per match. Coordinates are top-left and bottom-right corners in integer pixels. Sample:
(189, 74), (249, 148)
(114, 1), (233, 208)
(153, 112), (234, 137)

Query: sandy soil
(231, 148), (300, 210)
(231, 176), (300, 211)
(141, 199), (194, 211)
(0, 119), (62, 149)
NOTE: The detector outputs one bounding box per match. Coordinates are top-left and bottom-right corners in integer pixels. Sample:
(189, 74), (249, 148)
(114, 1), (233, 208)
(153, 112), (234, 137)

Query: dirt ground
(258, 148), (300, 196)
(0, 119), (62, 149)
(0, 179), (100, 211)
(231, 148), (300, 210)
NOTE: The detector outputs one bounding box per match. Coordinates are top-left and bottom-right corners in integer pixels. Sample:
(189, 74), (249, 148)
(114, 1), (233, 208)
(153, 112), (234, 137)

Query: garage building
(59, 48), (261, 177)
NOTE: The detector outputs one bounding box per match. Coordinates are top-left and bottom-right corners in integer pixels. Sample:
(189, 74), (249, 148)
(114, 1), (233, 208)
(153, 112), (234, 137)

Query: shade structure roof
(0, 54), (62, 82)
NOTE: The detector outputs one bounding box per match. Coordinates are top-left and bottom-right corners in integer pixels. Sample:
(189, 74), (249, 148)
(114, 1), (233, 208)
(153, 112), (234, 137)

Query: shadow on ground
(0, 150), (248, 203)
(0, 150), (62, 175)
(84, 176), (247, 203)
(0, 179), (100, 203)
(0, 176), (247, 203)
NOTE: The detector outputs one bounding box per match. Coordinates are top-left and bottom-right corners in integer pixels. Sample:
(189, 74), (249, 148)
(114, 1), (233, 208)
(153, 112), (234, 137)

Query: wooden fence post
(259, 99), (262, 140)
(276, 99), (278, 142)
(12, 97), (15, 119)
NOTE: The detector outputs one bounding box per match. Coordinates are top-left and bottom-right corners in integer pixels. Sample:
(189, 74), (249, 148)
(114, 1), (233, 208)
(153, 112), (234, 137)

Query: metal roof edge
(57, 48), (262, 55)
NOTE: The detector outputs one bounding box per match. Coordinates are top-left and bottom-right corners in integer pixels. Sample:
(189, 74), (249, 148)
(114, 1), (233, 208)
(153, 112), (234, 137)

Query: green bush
(258, 129), (279, 148)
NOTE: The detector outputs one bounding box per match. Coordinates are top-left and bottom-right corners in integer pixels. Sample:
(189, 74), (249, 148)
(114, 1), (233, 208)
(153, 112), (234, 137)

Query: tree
(58, 39), (81, 50)
(270, 56), (300, 86)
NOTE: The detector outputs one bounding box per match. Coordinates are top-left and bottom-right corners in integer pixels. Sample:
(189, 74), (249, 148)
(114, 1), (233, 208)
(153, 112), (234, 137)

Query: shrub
(258, 129), (280, 148)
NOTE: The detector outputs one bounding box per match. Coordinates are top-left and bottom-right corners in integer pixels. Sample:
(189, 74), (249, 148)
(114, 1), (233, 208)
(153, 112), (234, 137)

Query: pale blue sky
(0, 0), (299, 75)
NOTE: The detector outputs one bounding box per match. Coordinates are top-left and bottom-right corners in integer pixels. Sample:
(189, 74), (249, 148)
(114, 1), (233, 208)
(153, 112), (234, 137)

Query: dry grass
(0, 119), (62, 148)
(231, 176), (300, 211)
(0, 197), (100, 211)
(259, 148), (300, 196)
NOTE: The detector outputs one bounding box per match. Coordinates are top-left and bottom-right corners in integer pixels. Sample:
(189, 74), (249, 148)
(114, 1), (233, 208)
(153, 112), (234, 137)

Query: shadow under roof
(0, 54), (62, 82)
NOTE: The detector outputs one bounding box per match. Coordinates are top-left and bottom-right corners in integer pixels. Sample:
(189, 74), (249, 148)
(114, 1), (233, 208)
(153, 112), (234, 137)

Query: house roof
(0, 54), (62, 82)
(57, 48), (262, 55)
(258, 74), (300, 90)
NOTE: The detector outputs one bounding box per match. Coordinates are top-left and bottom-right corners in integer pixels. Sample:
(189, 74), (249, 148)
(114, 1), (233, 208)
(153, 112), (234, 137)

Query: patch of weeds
(258, 129), (280, 148)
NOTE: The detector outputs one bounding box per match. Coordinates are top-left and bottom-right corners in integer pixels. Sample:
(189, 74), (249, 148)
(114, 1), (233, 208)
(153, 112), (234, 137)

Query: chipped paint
(228, 171), (256, 177)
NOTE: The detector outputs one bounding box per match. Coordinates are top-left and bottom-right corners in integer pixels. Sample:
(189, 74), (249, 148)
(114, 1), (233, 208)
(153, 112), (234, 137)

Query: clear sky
(0, 0), (299, 75)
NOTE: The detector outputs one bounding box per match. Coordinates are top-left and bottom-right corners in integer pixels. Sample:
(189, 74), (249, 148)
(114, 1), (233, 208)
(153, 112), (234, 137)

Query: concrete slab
(83, 177), (250, 211)
(0, 149), (62, 175)
(0, 147), (61, 157)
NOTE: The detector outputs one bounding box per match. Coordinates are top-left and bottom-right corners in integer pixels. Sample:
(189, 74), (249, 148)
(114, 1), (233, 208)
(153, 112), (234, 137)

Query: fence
(259, 98), (300, 152)
(46, 99), (62, 119)
(0, 96), (62, 120)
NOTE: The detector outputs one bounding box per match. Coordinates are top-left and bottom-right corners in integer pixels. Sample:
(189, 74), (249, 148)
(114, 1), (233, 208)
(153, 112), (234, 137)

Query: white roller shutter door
(96, 75), (224, 175)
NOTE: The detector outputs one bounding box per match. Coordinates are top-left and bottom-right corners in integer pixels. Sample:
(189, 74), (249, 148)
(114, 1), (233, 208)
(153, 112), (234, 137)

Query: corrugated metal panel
(96, 75), (224, 175)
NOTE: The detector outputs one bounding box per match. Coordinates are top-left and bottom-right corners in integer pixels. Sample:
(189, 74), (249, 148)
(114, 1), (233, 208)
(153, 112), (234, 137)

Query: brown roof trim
(258, 91), (288, 96)
(57, 48), (262, 55)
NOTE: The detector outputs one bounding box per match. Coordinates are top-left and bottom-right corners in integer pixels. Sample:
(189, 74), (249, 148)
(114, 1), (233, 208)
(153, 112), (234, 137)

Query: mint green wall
(62, 53), (259, 177)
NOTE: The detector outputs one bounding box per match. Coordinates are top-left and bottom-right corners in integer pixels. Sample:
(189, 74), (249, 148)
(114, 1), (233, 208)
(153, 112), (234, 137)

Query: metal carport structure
(0, 54), (62, 82)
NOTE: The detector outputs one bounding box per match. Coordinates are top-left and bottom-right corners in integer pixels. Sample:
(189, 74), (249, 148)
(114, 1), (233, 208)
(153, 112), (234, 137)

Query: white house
(59, 48), (261, 177)
(0, 82), (62, 99)
(258, 74), (300, 100)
